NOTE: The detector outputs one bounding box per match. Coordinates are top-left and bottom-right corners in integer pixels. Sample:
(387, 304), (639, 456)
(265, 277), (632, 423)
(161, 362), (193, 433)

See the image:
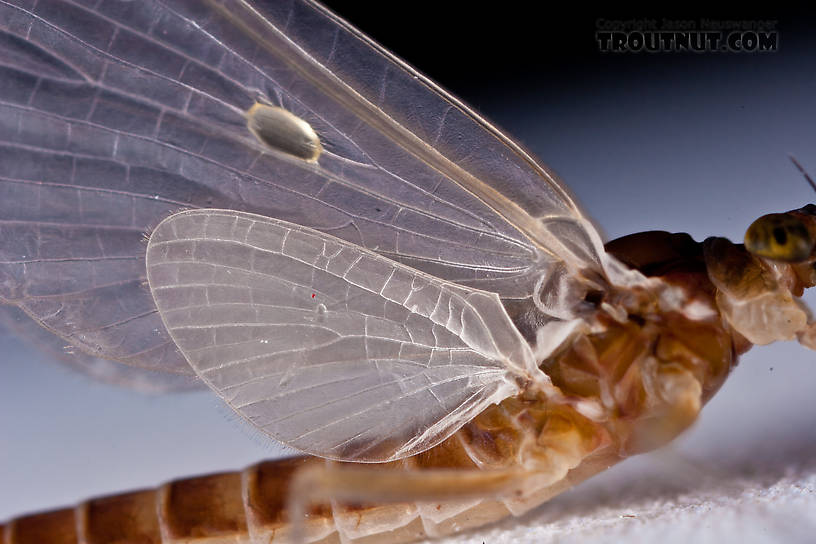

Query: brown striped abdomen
(0, 397), (614, 544)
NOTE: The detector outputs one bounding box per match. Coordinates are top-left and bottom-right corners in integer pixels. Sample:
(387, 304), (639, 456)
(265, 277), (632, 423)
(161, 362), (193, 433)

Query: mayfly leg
(287, 462), (529, 543)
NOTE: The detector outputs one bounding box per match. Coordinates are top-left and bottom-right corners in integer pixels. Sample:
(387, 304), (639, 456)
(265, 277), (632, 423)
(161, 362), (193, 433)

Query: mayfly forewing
(0, 0), (612, 372)
(145, 209), (548, 461)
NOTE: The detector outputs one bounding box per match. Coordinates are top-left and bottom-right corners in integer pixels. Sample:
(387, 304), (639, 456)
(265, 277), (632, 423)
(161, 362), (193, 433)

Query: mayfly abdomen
(0, 405), (604, 544)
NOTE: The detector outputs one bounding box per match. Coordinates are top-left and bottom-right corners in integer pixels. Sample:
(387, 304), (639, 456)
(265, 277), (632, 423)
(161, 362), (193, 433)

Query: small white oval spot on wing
(146, 209), (535, 462)
(246, 103), (323, 162)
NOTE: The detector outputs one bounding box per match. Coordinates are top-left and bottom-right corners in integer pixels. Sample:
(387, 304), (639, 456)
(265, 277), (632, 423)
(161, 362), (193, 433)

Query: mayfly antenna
(789, 154), (816, 193)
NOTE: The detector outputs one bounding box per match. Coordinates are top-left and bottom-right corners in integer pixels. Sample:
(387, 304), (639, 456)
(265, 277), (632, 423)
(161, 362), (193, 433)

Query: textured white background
(2, 4), (815, 542)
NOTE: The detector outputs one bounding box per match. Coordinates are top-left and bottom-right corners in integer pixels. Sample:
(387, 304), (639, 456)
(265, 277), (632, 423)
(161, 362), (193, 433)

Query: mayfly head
(745, 156), (816, 263)
(745, 155), (816, 264)
(724, 203), (816, 350)
(744, 206), (816, 263)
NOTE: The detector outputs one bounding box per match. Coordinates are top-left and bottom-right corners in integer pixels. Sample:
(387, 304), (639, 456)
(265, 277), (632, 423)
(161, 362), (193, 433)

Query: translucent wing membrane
(0, 305), (201, 393)
(146, 209), (534, 461)
(0, 0), (606, 371)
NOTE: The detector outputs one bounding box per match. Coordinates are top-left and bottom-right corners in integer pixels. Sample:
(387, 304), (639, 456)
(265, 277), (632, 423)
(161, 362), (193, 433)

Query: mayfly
(0, 1), (814, 543)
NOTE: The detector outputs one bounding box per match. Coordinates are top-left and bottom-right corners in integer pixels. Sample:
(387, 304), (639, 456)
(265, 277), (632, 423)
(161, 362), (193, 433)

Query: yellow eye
(744, 213), (814, 262)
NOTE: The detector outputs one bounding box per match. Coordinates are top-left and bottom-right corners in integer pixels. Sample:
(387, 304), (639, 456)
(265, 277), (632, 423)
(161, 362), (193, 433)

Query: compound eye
(744, 213), (814, 262)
